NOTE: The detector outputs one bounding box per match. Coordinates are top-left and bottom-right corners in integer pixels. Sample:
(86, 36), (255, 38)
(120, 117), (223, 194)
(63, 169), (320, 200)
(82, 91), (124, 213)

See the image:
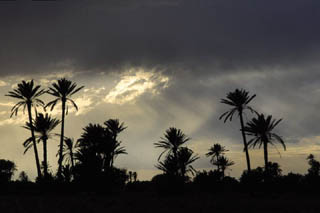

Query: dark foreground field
(1, 192), (319, 213)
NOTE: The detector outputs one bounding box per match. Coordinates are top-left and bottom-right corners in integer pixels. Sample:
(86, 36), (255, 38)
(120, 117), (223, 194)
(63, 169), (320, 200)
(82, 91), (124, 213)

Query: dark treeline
(1, 79), (320, 197)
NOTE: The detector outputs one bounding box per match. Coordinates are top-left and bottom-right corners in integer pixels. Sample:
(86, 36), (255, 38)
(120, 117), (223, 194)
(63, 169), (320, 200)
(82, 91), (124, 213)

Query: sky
(1, 0), (320, 180)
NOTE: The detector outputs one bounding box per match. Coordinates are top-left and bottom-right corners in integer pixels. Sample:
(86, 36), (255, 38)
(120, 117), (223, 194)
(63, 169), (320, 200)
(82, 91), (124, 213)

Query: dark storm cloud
(0, 0), (319, 75)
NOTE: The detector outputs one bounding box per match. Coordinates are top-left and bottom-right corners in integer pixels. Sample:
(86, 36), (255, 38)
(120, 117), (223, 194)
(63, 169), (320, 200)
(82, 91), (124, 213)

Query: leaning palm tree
(154, 127), (190, 161)
(243, 114), (285, 171)
(219, 89), (256, 172)
(206, 143), (228, 171)
(6, 80), (45, 178)
(23, 113), (60, 177)
(46, 78), (84, 177)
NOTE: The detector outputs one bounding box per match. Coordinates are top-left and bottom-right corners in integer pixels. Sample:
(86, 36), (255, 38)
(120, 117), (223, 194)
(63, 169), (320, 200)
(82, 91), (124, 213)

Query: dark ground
(1, 192), (319, 213)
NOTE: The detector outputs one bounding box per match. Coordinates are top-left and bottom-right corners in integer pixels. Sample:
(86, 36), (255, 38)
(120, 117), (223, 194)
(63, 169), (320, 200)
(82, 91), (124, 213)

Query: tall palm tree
(46, 78), (84, 177)
(219, 89), (256, 172)
(23, 113), (60, 177)
(243, 114), (285, 171)
(154, 127), (190, 161)
(6, 80), (45, 178)
(206, 143), (228, 171)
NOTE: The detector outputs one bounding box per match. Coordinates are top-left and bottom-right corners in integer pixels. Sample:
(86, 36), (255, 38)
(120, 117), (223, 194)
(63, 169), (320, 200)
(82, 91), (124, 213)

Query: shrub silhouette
(0, 159), (16, 183)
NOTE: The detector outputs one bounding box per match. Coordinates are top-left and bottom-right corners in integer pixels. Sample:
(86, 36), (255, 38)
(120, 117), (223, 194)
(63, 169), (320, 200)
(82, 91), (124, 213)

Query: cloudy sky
(0, 0), (320, 180)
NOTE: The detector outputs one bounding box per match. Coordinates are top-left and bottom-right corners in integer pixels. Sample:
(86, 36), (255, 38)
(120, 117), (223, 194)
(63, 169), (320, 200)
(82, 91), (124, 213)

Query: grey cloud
(0, 0), (319, 76)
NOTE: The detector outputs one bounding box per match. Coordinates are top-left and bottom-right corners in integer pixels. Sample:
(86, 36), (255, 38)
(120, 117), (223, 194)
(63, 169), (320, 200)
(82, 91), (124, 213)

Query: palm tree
(154, 127), (190, 161)
(212, 155), (234, 178)
(176, 147), (199, 178)
(6, 80), (45, 178)
(104, 119), (126, 140)
(243, 114), (285, 171)
(104, 119), (127, 167)
(133, 171), (137, 182)
(23, 113), (60, 177)
(76, 122), (127, 171)
(46, 78), (84, 177)
(206, 143), (228, 171)
(219, 89), (256, 172)
(60, 137), (76, 169)
(156, 147), (199, 179)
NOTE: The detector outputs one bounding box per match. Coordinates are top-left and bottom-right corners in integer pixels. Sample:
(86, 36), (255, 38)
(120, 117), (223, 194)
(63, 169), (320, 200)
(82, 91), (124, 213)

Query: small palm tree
(154, 127), (190, 161)
(156, 147), (199, 179)
(133, 171), (137, 182)
(104, 119), (126, 140)
(219, 89), (256, 172)
(206, 143), (228, 171)
(176, 147), (199, 178)
(46, 78), (84, 177)
(60, 137), (76, 169)
(23, 113), (60, 177)
(76, 122), (127, 171)
(6, 80), (45, 178)
(243, 114), (285, 171)
(104, 119), (127, 167)
(212, 155), (234, 178)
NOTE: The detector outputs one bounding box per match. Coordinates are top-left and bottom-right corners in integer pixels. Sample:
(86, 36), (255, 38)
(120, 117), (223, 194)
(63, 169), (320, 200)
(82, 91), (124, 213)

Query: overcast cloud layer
(0, 0), (320, 180)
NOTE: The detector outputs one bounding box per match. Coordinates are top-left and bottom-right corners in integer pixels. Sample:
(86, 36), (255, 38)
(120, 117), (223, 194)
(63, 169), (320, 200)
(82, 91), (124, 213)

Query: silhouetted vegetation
(219, 89), (256, 172)
(3, 82), (320, 213)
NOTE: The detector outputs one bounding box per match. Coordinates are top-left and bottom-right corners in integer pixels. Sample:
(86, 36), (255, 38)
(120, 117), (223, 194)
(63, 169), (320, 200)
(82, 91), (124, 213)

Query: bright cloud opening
(104, 68), (169, 104)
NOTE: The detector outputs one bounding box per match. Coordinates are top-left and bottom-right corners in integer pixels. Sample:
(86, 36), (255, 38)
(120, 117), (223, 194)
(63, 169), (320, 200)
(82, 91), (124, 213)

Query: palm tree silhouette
(243, 113), (285, 171)
(23, 113), (60, 177)
(6, 80), (45, 178)
(133, 171), (137, 182)
(176, 147), (199, 179)
(212, 155), (234, 178)
(76, 122), (127, 171)
(156, 147), (199, 179)
(46, 78), (84, 177)
(206, 143), (228, 171)
(154, 127), (190, 161)
(104, 119), (127, 168)
(60, 137), (76, 170)
(219, 89), (256, 172)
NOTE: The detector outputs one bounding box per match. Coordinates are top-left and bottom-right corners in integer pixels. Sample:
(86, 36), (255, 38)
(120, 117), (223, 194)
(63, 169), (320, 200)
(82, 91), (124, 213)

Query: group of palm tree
(219, 89), (285, 172)
(6, 79), (285, 181)
(206, 144), (234, 178)
(154, 127), (199, 180)
(6, 79), (83, 179)
(153, 89), (286, 180)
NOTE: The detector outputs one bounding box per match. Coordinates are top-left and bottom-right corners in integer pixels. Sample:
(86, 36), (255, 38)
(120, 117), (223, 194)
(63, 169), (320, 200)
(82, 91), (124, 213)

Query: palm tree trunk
(43, 138), (48, 177)
(216, 156), (220, 171)
(239, 112), (251, 172)
(57, 100), (66, 177)
(70, 149), (74, 170)
(27, 103), (42, 178)
(264, 141), (268, 171)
